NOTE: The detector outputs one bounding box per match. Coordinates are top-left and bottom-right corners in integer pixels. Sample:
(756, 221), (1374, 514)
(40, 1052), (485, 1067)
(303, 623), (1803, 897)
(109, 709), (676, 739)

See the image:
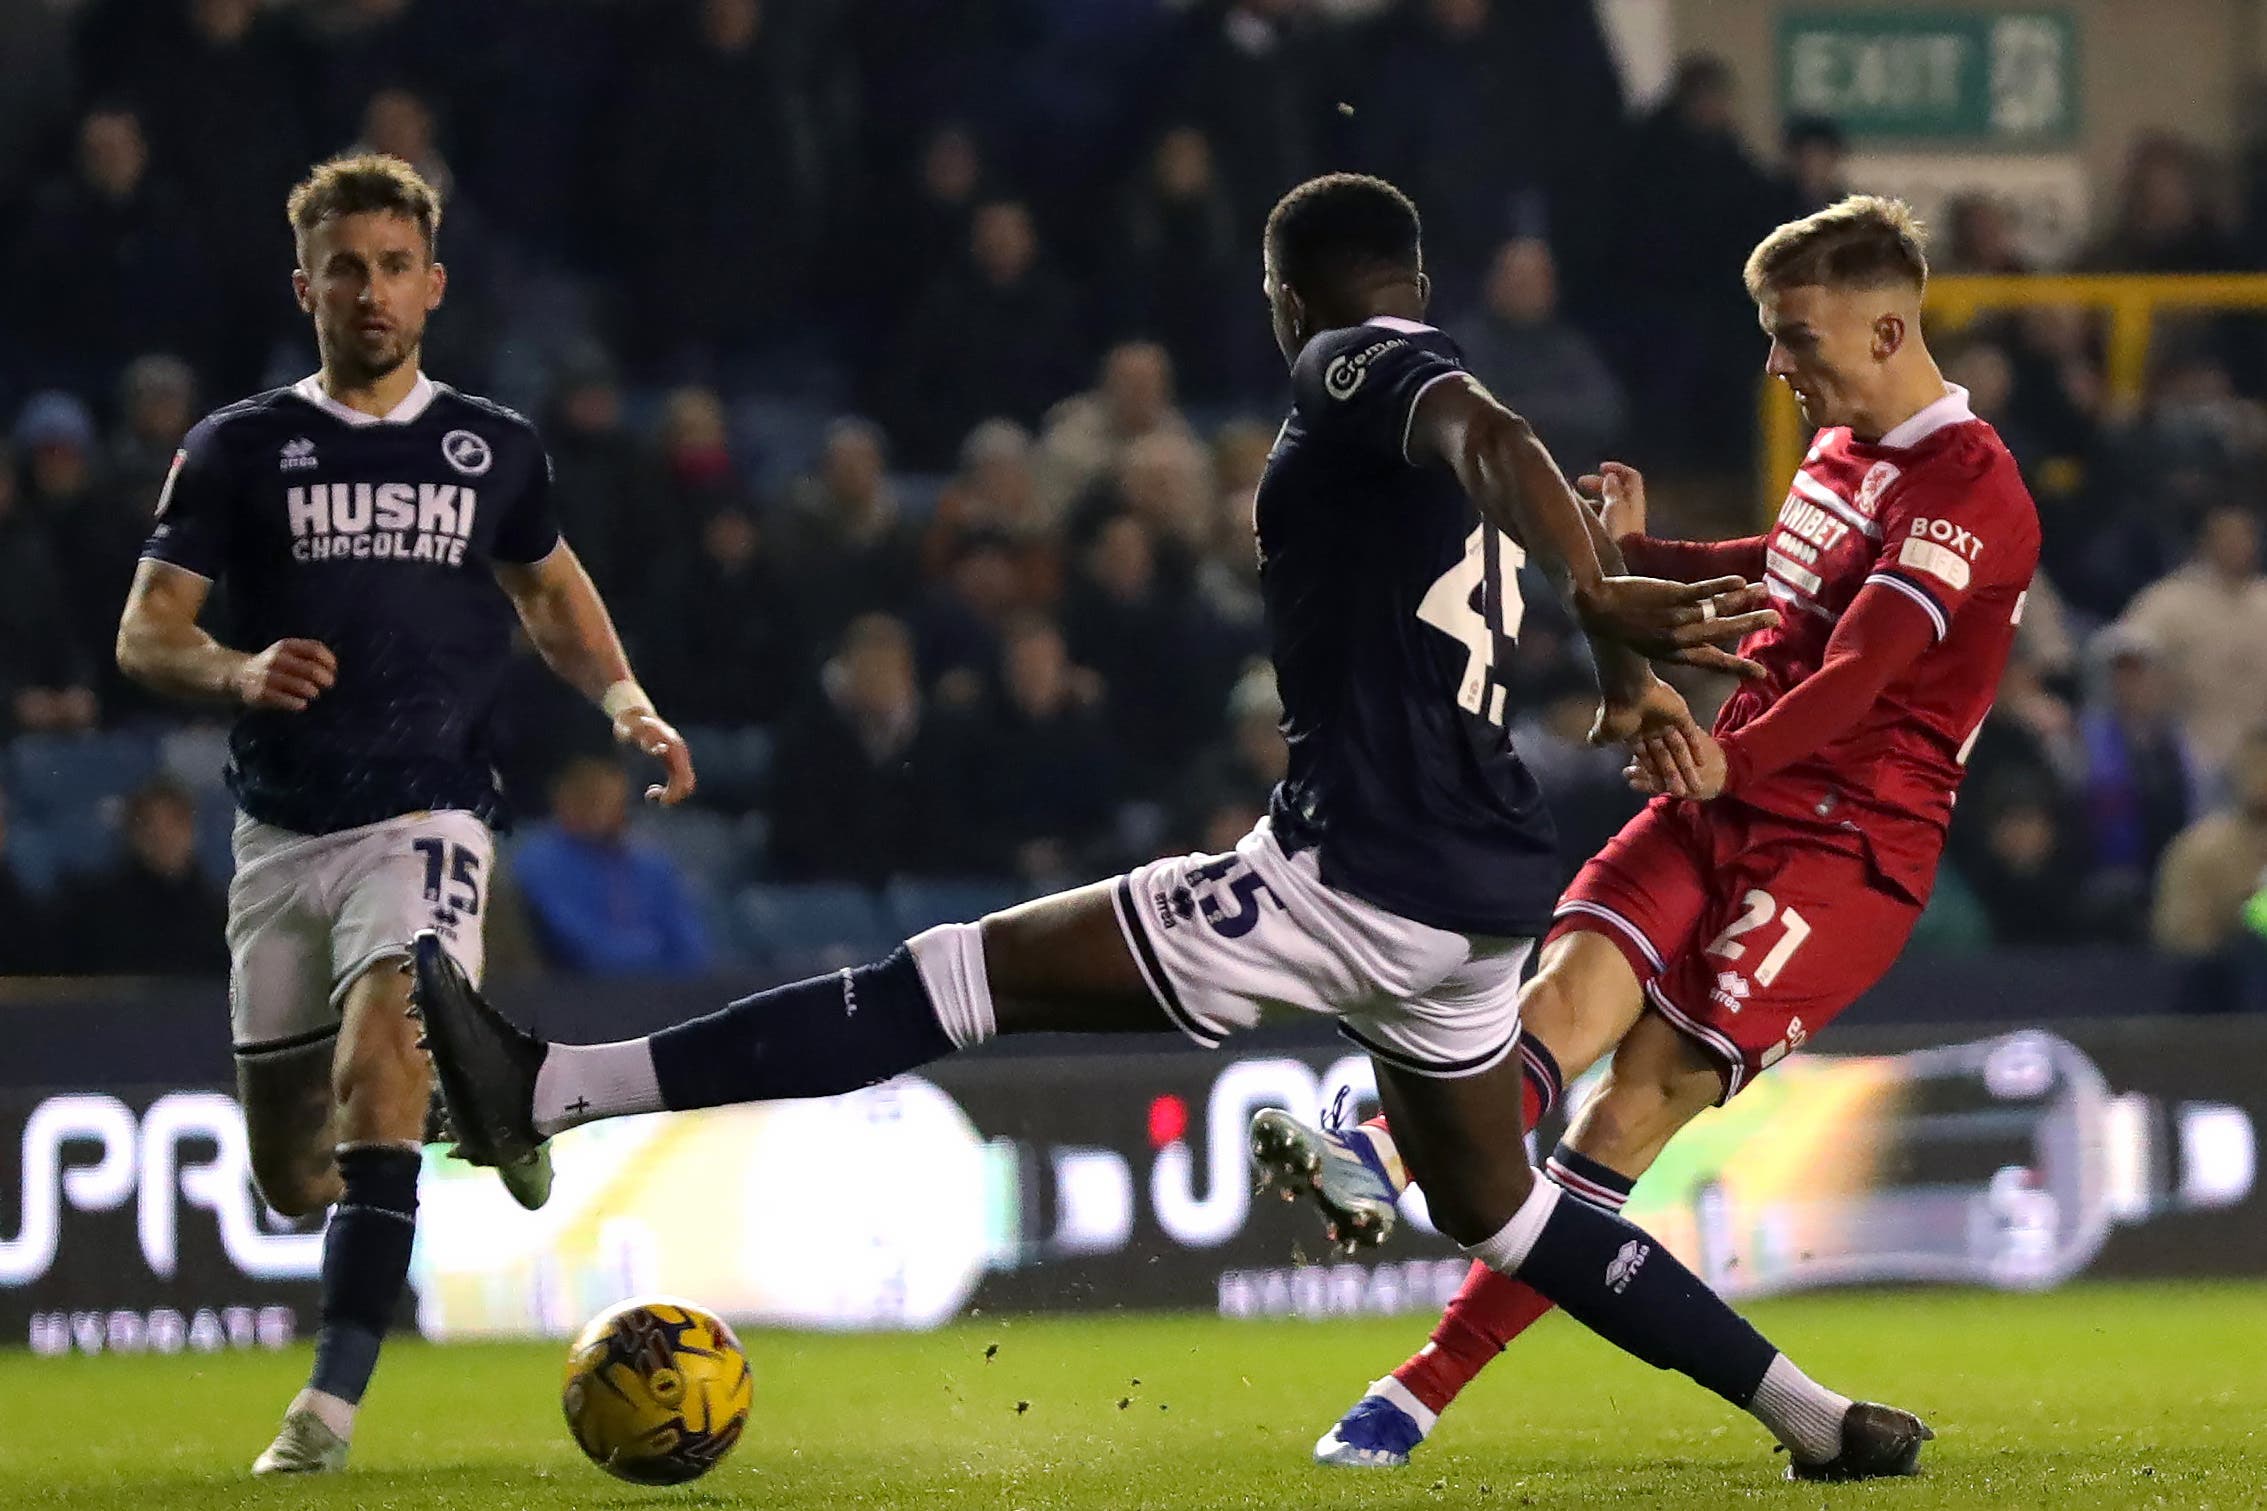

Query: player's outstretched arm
(493, 545), (696, 805)
(1407, 379), (1774, 683)
(116, 559), (337, 711)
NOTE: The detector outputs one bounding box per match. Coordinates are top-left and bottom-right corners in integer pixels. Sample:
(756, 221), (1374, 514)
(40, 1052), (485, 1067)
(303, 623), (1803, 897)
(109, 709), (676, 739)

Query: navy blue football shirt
(1260, 317), (1562, 937)
(142, 374), (561, 835)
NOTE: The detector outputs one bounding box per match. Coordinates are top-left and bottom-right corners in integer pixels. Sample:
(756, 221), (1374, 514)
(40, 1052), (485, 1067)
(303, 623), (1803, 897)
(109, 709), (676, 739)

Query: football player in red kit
(1256, 194), (2041, 1468)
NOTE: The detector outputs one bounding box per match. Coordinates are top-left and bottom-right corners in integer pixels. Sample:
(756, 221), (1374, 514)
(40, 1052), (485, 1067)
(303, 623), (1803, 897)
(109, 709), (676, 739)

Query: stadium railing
(1758, 272), (2267, 510)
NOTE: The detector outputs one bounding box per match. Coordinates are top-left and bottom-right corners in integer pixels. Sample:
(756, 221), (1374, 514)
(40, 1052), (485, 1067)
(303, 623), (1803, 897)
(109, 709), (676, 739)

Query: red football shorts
(1545, 797), (1922, 1100)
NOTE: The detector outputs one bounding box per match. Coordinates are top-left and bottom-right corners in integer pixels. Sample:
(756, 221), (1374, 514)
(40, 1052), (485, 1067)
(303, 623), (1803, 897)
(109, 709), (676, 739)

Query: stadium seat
(631, 806), (757, 898)
(677, 725), (774, 813)
(158, 725), (232, 798)
(882, 876), (1027, 937)
(6, 731), (159, 820)
(733, 883), (893, 974)
(7, 809), (120, 896)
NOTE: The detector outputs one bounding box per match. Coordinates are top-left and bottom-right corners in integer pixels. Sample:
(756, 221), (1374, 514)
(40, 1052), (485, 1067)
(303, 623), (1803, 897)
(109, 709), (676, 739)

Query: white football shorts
(226, 809), (492, 1056)
(1112, 819), (1532, 1077)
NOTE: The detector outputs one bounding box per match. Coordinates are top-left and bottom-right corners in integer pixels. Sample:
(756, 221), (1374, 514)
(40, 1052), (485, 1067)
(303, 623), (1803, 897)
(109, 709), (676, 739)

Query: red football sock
(1365, 1040), (1566, 1419)
(1391, 1263), (1558, 1416)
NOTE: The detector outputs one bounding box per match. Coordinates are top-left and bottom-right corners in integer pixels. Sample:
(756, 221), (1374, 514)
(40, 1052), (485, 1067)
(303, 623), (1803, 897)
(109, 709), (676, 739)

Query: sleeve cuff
(1863, 570), (1950, 641)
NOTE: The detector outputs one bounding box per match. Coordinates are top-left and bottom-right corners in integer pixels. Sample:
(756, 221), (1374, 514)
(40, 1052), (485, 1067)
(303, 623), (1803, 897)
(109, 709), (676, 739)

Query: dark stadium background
(3, 0), (2267, 1359)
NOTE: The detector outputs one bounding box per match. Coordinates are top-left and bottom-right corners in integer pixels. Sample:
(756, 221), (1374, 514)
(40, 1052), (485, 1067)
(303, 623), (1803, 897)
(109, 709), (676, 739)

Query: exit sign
(1779, 10), (2078, 145)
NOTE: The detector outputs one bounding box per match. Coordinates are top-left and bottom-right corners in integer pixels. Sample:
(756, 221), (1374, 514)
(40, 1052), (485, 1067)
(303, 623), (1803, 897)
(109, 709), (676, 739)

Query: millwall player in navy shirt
(115, 156), (695, 1476)
(417, 175), (1928, 1480)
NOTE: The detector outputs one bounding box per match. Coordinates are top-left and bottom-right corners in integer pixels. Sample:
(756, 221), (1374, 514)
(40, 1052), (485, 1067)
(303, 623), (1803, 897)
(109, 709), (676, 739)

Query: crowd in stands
(6, 0), (2267, 999)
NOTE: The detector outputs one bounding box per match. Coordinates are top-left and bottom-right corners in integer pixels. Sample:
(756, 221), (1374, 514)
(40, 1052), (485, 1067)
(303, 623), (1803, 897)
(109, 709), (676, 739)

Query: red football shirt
(1710, 386), (2041, 902)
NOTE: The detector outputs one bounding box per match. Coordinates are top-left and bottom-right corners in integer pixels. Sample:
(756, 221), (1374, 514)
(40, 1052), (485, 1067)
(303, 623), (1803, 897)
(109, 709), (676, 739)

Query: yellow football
(560, 1297), (753, 1484)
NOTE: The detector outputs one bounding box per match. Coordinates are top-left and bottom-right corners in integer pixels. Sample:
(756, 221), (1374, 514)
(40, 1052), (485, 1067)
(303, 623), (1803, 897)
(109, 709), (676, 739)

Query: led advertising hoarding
(4, 1020), (2259, 1352)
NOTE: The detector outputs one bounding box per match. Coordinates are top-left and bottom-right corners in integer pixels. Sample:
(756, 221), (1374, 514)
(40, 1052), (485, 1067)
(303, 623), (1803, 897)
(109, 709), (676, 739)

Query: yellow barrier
(1758, 273), (2267, 513)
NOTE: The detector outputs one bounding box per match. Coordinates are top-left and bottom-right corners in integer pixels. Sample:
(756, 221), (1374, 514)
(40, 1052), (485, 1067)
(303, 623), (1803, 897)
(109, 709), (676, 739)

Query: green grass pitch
(4, 1282), (2261, 1508)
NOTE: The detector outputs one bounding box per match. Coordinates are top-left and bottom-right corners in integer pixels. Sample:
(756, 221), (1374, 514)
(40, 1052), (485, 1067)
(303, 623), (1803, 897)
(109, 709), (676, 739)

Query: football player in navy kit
(416, 174), (1928, 1480)
(114, 155), (694, 1476)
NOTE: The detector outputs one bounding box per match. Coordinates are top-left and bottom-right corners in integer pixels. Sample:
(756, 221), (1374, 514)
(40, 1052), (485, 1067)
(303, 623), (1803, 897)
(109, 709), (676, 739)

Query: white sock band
(1748, 1352), (1850, 1464)
(1459, 1174), (1562, 1275)
(1369, 1374), (1438, 1437)
(532, 1039), (662, 1138)
(906, 922), (997, 1049)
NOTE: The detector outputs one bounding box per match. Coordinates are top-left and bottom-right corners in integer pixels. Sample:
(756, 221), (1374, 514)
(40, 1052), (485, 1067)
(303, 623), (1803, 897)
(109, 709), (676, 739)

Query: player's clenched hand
(1576, 575), (1777, 679)
(615, 710), (696, 805)
(233, 639), (336, 712)
(1576, 460), (1648, 541)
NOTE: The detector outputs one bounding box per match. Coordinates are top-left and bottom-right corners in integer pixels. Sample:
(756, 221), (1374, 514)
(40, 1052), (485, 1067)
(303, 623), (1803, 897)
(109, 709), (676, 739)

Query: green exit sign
(1780, 10), (2078, 145)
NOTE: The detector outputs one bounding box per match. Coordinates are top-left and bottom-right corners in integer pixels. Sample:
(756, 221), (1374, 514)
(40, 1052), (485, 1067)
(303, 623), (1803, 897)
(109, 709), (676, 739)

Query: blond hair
(286, 153), (442, 260)
(1744, 195), (1927, 299)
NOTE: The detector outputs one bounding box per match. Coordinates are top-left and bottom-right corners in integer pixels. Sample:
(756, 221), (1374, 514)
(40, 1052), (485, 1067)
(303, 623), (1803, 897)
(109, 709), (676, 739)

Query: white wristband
(600, 679), (653, 721)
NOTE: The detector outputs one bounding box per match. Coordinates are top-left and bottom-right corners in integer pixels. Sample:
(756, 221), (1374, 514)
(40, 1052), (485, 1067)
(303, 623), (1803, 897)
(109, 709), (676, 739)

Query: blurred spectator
(1194, 420), (1273, 632)
(1940, 192), (2031, 275)
(513, 757), (714, 977)
(1602, 56), (1778, 469)
(124, 0), (310, 394)
(1359, 0), (1624, 298)
(1450, 237), (1626, 474)
(12, 106), (208, 399)
(768, 614), (973, 884)
(1958, 781), (2089, 946)
(50, 780), (227, 975)
(1063, 514), (1229, 794)
(18, 391), (141, 690)
(1174, 0), (1332, 241)
(779, 417), (923, 645)
(0, 787), (47, 974)
(0, 0), (72, 227)
(912, 531), (1029, 706)
(1036, 342), (1198, 522)
(542, 350), (643, 603)
(650, 386), (762, 536)
(0, 441), (97, 737)
(608, 0), (817, 374)
(964, 616), (1121, 885)
(1514, 680), (1644, 873)
(2154, 727), (2267, 957)
(108, 354), (198, 510)
(353, 85), (496, 383)
(638, 506), (808, 731)
(2113, 504), (2267, 781)
(2089, 133), (2238, 273)
(2079, 627), (2203, 921)
(841, 121), (992, 365)
(1181, 662), (1287, 854)
(1113, 127), (1247, 402)
(1772, 115), (1848, 220)
(922, 419), (1063, 607)
(887, 199), (1084, 466)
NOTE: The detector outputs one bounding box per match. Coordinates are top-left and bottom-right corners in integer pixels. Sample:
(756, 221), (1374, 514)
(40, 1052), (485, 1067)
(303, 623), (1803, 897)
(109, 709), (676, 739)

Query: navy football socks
(648, 948), (956, 1111)
(308, 1144), (420, 1409)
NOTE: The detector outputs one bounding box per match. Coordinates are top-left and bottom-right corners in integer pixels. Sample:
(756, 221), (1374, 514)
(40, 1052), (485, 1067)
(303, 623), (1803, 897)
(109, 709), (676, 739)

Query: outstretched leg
(415, 883), (1172, 1166)
(1365, 1050), (1928, 1481)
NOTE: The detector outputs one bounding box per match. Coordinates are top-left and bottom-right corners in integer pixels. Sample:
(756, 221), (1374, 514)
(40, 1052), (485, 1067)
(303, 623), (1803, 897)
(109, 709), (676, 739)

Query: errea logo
(1323, 337), (1406, 400)
(1710, 971), (1752, 1013)
(279, 437), (318, 472)
(1605, 1239), (1650, 1294)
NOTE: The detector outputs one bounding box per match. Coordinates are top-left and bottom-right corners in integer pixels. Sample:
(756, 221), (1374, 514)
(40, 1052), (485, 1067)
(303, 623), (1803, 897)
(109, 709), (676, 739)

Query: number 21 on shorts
(1703, 889), (1811, 1001)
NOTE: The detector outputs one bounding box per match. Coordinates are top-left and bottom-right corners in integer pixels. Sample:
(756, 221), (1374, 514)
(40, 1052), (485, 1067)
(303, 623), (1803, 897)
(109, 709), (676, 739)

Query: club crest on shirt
(1854, 461), (1901, 516)
(442, 429), (493, 476)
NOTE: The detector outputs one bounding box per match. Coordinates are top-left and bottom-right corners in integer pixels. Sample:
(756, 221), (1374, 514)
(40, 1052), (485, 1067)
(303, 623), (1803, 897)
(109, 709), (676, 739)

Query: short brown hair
(1743, 195), (1927, 299)
(286, 153), (441, 260)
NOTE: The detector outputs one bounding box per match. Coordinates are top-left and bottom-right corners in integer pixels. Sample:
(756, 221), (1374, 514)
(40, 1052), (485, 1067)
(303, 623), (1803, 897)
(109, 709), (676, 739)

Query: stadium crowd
(5, 0), (2267, 996)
